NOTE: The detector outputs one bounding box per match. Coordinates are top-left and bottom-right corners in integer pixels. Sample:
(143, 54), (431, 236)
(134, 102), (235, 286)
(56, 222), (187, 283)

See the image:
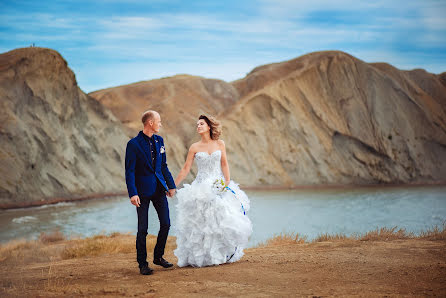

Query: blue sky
(1, 0), (445, 93)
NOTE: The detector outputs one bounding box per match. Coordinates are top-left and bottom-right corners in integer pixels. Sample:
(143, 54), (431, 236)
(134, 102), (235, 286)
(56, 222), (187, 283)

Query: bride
(174, 115), (252, 267)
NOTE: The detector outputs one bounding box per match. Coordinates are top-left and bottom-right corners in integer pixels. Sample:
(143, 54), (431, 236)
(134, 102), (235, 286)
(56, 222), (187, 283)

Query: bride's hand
(166, 189), (176, 197)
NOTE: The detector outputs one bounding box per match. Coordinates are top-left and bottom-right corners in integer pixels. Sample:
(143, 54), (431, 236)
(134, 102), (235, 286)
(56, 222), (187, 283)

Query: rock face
(91, 51), (446, 186)
(4, 48), (443, 206)
(0, 48), (129, 206)
(223, 52), (446, 185)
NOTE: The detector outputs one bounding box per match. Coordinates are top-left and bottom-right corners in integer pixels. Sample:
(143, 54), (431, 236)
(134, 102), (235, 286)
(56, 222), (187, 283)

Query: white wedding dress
(174, 150), (252, 267)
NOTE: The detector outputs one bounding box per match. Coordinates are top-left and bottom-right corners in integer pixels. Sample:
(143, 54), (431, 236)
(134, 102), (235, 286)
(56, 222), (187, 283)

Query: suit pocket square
(160, 146), (165, 153)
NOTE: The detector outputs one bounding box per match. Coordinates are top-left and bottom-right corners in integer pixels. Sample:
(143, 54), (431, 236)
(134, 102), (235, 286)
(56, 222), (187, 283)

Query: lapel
(153, 135), (161, 170)
(136, 131), (154, 172)
(153, 135), (160, 157)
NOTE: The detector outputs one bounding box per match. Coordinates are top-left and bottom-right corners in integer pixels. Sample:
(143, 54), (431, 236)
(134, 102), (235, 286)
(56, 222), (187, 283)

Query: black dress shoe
(139, 265), (153, 275)
(153, 257), (173, 268)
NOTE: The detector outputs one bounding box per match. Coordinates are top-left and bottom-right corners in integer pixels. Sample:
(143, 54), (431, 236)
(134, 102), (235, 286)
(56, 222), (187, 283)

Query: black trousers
(136, 182), (170, 268)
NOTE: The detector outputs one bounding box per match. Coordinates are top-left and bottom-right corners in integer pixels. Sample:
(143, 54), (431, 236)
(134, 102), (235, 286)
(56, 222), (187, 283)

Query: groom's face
(150, 113), (162, 133)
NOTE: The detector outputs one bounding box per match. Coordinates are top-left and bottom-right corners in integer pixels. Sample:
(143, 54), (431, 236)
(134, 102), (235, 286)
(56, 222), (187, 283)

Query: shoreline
(242, 181), (446, 191)
(0, 192), (127, 210)
(1, 181), (446, 210)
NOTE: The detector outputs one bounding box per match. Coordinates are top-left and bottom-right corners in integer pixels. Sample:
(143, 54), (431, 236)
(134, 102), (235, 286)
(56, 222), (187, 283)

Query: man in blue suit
(125, 110), (176, 275)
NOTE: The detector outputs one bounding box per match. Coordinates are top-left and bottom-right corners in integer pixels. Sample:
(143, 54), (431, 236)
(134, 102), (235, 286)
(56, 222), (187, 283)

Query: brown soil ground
(1, 235), (445, 297)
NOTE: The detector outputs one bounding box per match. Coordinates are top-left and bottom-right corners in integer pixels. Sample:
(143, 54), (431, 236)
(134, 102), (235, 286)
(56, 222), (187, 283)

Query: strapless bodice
(193, 150), (224, 184)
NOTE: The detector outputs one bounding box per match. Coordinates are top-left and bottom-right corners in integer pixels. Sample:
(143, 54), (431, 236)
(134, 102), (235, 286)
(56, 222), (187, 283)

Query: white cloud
(1, 0), (444, 92)
(98, 16), (164, 36)
(257, 0), (386, 17)
(0, 13), (82, 30)
(419, 2), (446, 30)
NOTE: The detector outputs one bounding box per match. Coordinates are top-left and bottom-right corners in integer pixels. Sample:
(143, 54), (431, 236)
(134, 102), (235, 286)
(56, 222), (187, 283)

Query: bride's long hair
(199, 114), (221, 140)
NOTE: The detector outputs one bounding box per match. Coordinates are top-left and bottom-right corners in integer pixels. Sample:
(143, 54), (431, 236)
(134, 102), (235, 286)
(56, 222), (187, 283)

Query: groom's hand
(166, 189), (176, 197)
(130, 195), (141, 207)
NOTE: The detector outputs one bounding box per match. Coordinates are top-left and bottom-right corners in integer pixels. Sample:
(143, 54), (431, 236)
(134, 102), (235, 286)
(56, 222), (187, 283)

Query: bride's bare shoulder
(189, 142), (200, 153)
(217, 139), (225, 147)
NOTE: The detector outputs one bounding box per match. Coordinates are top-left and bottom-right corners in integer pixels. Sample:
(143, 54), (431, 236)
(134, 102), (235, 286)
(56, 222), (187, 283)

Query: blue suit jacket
(125, 131), (176, 198)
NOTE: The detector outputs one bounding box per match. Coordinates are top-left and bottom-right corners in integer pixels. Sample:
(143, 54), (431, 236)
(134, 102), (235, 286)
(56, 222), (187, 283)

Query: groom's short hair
(141, 110), (157, 125)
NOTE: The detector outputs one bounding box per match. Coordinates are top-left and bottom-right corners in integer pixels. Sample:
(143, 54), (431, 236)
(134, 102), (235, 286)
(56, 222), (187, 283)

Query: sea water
(1, 186), (445, 247)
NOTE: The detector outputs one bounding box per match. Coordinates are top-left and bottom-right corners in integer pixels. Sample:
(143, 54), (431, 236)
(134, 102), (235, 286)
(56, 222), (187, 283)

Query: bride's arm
(174, 146), (196, 186)
(219, 140), (230, 185)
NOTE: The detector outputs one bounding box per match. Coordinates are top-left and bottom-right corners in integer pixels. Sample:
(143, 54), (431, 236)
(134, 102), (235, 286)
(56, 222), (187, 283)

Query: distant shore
(243, 181), (446, 191)
(1, 181), (446, 210)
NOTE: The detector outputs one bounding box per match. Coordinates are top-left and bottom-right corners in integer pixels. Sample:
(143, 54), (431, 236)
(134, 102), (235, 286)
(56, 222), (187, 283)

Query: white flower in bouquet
(212, 178), (227, 193)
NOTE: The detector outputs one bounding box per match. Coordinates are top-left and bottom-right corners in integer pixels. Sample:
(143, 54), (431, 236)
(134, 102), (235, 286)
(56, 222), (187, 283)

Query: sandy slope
(1, 237), (445, 297)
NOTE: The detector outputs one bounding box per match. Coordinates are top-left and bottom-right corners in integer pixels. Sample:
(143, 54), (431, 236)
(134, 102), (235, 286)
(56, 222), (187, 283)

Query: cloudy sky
(1, 0), (445, 92)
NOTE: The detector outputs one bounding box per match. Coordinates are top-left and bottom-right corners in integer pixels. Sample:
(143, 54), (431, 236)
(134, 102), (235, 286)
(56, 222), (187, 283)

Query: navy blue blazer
(125, 131), (176, 198)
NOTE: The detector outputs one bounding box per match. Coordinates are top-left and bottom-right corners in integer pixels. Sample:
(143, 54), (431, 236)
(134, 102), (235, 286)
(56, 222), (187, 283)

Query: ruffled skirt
(174, 180), (252, 267)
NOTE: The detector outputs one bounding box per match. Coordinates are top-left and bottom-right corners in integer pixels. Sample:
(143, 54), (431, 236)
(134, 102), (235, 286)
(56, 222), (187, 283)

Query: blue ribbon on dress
(225, 186), (246, 215)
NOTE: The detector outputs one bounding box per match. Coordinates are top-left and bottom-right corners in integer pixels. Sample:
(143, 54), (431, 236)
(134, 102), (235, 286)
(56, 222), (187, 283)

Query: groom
(125, 110), (176, 275)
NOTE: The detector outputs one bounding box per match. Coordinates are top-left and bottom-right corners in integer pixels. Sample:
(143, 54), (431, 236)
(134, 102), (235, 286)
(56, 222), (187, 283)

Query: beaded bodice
(193, 150), (224, 184)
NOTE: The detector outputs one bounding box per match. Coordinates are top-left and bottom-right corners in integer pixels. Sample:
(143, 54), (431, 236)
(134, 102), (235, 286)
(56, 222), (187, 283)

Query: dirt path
(1, 239), (445, 297)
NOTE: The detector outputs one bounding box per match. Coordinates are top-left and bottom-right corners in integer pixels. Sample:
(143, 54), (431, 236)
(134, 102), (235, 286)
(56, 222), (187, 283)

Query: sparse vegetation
(0, 239), (46, 265)
(257, 223), (446, 247)
(258, 233), (307, 247)
(0, 225), (445, 297)
(419, 222), (446, 240)
(61, 233), (136, 259)
(358, 226), (413, 241)
(314, 232), (349, 242)
(39, 229), (65, 244)
(1, 224), (445, 266)
(60, 232), (177, 259)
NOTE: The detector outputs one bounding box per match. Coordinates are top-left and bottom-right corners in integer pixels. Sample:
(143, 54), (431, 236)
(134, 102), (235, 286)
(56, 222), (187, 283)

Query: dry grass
(356, 223), (446, 241)
(0, 232), (178, 267)
(1, 223), (445, 265)
(418, 222), (446, 240)
(39, 229), (65, 244)
(61, 232), (177, 259)
(0, 230), (67, 266)
(257, 223), (446, 247)
(314, 232), (350, 242)
(358, 227), (414, 241)
(258, 233), (307, 247)
(61, 232), (135, 259)
(0, 239), (46, 265)
(312, 224), (445, 243)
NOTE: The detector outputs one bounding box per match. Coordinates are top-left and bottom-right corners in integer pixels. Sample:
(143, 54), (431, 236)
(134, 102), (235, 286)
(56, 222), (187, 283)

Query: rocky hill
(90, 51), (446, 186)
(0, 48), (129, 206)
(1, 47), (444, 207)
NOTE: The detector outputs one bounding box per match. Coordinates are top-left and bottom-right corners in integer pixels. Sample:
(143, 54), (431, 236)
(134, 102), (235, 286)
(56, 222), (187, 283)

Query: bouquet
(212, 179), (245, 215)
(212, 178), (227, 193)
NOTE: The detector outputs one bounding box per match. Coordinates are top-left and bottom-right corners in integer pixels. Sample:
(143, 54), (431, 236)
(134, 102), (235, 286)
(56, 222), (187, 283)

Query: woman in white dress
(174, 115), (252, 267)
